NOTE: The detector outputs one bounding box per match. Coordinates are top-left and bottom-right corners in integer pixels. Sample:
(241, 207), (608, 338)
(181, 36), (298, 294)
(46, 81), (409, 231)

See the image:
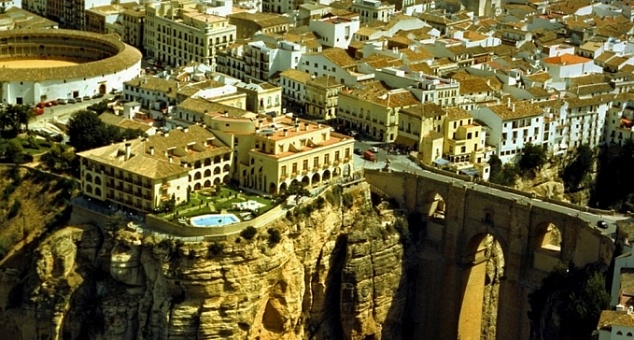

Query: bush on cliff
(240, 226), (257, 240)
(267, 228), (281, 246)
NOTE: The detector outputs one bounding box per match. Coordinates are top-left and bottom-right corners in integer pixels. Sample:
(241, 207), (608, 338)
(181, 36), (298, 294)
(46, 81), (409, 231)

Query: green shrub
(267, 228), (281, 246)
(208, 241), (224, 256)
(315, 196), (326, 209)
(342, 193), (354, 208)
(7, 199), (21, 219)
(2, 184), (17, 200)
(240, 226), (257, 240)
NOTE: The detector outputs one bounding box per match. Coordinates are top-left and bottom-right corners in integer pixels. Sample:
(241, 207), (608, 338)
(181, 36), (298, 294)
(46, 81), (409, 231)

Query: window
(292, 163), (297, 174)
(303, 160), (308, 170)
(281, 166), (287, 176)
(314, 157), (319, 167)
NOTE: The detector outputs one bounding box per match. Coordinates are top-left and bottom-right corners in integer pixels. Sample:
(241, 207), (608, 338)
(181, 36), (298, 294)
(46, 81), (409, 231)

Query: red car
(34, 107), (44, 115)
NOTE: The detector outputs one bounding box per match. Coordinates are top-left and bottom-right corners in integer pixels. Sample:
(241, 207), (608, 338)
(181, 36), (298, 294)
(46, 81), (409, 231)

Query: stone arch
(422, 191), (446, 221)
(458, 233), (505, 340)
(95, 187), (101, 196)
(85, 184), (93, 194)
(94, 176), (101, 185)
(194, 172), (202, 180)
(214, 166), (221, 175)
(204, 169), (211, 177)
(311, 173), (320, 186)
(322, 169), (331, 182)
(532, 222), (563, 272)
(86, 173), (92, 182)
(333, 166), (341, 177)
(223, 164), (230, 172)
(203, 180), (211, 188)
(301, 176), (310, 187)
(194, 182), (201, 190)
(223, 175), (230, 183)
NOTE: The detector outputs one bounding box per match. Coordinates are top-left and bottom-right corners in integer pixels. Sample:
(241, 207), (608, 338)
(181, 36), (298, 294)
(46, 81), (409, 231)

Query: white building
(374, 67), (460, 107)
(298, 47), (373, 86)
(350, 0), (395, 23)
(309, 14), (360, 49)
(471, 100), (545, 164)
(541, 53), (603, 81)
(144, 0), (237, 69)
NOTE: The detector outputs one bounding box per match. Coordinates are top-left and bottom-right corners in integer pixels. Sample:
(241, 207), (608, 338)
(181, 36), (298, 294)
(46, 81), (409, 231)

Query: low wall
(406, 157), (615, 216)
(145, 204), (286, 240)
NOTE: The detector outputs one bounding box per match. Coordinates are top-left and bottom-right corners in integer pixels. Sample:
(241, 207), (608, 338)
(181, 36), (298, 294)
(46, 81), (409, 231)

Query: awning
(433, 158), (450, 165)
(394, 135), (418, 147)
(460, 168), (480, 177)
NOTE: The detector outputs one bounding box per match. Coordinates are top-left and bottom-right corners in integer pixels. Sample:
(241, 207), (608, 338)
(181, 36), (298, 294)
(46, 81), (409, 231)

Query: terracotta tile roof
(178, 96), (252, 118)
(565, 94), (614, 108)
(77, 125), (230, 179)
(320, 47), (357, 68)
(526, 72), (551, 83)
(458, 78), (493, 94)
(526, 87), (549, 98)
(100, 112), (154, 132)
(346, 81), (419, 108)
(488, 101), (544, 120)
(576, 83), (614, 96)
(445, 106), (471, 120)
(570, 74), (608, 87)
(595, 50), (618, 63)
(542, 54), (591, 66)
(399, 102), (446, 119)
(400, 47), (434, 61)
(308, 75), (344, 88)
(280, 69), (313, 83)
(597, 310), (634, 330)
(228, 12), (291, 28)
(360, 54), (403, 68)
(124, 76), (181, 98)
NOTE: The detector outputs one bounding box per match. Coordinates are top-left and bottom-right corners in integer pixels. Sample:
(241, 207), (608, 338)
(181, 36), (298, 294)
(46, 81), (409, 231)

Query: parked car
(363, 150), (376, 161)
(597, 220), (608, 229)
(92, 93), (104, 99)
(74, 97), (82, 103)
(353, 148), (363, 155)
(57, 98), (67, 105)
(34, 107), (44, 115)
(83, 95), (91, 101)
(369, 146), (379, 153)
(67, 98), (76, 104)
(35, 102), (45, 109)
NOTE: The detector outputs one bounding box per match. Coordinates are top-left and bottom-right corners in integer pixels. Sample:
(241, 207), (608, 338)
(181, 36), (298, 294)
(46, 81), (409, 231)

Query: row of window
(280, 149), (351, 176)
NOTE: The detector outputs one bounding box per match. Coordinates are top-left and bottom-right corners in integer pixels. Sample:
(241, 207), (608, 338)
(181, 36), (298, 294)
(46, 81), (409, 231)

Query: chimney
(168, 156), (173, 163)
(183, 127), (188, 133)
(507, 97), (511, 108)
(305, 122), (309, 131)
(512, 103), (516, 112)
(295, 124), (299, 132)
(283, 128), (288, 137)
(318, 123), (322, 128)
(180, 160), (187, 167)
(164, 131), (169, 137)
(149, 146), (155, 155)
(125, 142), (131, 160)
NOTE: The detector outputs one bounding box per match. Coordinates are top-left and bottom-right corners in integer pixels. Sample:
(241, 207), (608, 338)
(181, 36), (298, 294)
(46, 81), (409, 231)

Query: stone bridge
(365, 168), (616, 340)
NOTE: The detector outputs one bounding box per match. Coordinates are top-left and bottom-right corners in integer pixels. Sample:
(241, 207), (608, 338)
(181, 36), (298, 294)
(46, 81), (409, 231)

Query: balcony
(280, 175), (287, 181)
(322, 163), (330, 169)
(161, 182), (169, 189)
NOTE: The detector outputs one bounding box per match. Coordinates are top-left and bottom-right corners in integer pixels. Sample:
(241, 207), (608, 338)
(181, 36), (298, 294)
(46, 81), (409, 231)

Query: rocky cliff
(0, 183), (413, 340)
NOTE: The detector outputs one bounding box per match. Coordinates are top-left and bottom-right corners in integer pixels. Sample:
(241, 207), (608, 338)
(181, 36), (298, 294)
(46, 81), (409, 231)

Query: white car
(369, 146), (379, 153)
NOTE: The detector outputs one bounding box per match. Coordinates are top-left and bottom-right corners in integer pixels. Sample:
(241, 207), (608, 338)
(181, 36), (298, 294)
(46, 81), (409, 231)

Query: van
(363, 150), (376, 162)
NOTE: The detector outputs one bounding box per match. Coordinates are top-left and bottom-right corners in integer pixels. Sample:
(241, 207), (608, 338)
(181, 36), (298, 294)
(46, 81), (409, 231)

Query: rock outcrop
(0, 183), (412, 340)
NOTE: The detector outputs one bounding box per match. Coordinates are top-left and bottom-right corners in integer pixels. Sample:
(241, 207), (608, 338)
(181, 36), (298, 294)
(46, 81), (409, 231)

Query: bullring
(0, 29), (142, 105)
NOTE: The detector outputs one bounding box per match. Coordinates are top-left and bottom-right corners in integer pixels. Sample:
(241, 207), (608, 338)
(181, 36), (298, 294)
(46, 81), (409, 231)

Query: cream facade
(245, 117), (355, 194)
(305, 75), (344, 121)
(77, 125), (233, 213)
(351, 0), (395, 23)
(144, 0), (236, 69)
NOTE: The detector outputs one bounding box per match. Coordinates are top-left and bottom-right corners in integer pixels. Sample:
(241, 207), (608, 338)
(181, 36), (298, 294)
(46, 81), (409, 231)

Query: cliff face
(0, 183), (412, 340)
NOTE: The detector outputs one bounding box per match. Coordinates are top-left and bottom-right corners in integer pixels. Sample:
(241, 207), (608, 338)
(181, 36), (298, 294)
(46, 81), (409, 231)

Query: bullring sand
(0, 59), (80, 69)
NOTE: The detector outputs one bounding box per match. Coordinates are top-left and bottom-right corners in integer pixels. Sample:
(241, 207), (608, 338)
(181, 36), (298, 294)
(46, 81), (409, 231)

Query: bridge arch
(458, 233), (505, 340)
(532, 221), (564, 272)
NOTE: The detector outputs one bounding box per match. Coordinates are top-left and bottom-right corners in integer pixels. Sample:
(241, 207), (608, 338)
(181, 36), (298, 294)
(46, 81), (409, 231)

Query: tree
(562, 145), (593, 191)
(7, 104), (33, 134)
(0, 139), (25, 163)
(489, 154), (518, 187)
(287, 181), (311, 205)
(67, 110), (106, 152)
(518, 142), (547, 175)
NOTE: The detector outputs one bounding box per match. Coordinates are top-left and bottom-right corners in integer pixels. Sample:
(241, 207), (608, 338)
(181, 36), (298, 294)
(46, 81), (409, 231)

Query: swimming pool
(190, 214), (240, 227)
